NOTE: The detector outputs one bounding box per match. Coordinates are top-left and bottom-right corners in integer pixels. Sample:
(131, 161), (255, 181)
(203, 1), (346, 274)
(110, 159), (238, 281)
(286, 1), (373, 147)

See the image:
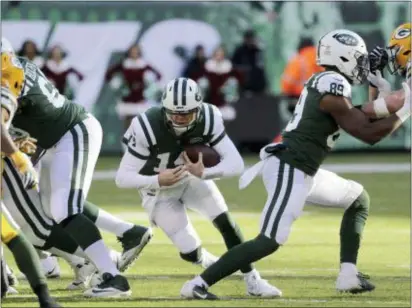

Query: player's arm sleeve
(202, 105), (245, 180)
(115, 118), (159, 190)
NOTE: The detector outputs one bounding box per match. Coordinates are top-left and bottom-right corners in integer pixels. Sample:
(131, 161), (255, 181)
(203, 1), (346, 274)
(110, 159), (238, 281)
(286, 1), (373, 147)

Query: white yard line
(93, 163), (410, 180)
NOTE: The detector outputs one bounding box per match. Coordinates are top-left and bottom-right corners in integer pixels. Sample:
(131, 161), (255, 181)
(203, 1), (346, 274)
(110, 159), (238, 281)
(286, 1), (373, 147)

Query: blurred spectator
(182, 44), (207, 79)
(41, 45), (84, 98)
(194, 45), (243, 121)
(17, 40), (44, 67)
(105, 44), (162, 135)
(280, 37), (324, 114)
(231, 29), (267, 94)
(273, 37), (324, 143)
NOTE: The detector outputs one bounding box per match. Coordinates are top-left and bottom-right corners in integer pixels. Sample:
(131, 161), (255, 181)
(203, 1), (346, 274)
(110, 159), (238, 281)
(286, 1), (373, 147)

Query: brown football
(184, 144), (221, 167)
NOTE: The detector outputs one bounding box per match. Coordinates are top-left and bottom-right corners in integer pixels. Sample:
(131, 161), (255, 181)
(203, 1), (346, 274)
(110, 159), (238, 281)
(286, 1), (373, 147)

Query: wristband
(372, 97), (390, 118)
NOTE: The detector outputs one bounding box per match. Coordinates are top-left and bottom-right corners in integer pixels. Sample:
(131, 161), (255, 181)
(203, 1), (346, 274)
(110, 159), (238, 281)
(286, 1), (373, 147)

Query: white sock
(193, 275), (209, 288)
(95, 208), (134, 237)
(84, 240), (119, 276)
(244, 268), (260, 280)
(36, 249), (51, 260)
(340, 262), (358, 275)
(48, 248), (85, 266)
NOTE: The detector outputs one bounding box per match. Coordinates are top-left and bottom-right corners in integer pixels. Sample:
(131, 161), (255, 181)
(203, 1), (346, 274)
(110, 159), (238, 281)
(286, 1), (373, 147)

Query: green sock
(213, 212), (253, 273)
(7, 234), (47, 288)
(83, 200), (99, 223)
(62, 214), (102, 250)
(340, 190), (370, 264)
(201, 234), (279, 286)
(43, 223), (80, 254)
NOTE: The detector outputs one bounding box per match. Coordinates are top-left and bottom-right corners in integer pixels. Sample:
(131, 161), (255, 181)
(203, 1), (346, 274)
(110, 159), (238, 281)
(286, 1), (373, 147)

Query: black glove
(368, 46), (389, 75)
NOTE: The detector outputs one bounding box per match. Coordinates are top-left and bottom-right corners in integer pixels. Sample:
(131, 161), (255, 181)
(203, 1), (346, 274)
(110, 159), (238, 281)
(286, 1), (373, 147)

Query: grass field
(2, 153), (411, 307)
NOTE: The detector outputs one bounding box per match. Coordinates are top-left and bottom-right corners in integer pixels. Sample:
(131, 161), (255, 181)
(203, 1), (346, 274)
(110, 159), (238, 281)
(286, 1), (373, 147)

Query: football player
(1, 37), (151, 292)
(1, 53), (60, 307)
(180, 29), (410, 299)
(116, 77), (281, 297)
(1, 36), (151, 297)
(367, 23), (411, 106)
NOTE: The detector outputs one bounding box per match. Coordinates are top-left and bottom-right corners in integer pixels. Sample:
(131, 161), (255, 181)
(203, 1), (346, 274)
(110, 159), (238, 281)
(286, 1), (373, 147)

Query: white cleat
(245, 270), (282, 297)
(83, 273), (131, 298)
(7, 286), (18, 295)
(67, 260), (97, 290)
(196, 249), (219, 269)
(41, 255), (60, 279)
(180, 279), (218, 300)
(117, 227), (153, 272)
(336, 271), (375, 294)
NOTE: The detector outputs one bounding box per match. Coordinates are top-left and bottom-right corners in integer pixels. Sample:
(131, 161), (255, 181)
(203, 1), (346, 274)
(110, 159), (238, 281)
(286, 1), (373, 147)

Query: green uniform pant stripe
(137, 114), (153, 148)
(270, 165), (295, 239)
(2, 171), (49, 241)
(68, 126), (80, 216)
(207, 105), (214, 137)
(76, 122), (89, 214)
(4, 158), (53, 229)
(261, 161), (285, 233)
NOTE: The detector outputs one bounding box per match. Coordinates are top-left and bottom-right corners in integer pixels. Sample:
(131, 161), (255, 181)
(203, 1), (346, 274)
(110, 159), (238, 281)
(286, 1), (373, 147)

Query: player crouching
(116, 77), (281, 297)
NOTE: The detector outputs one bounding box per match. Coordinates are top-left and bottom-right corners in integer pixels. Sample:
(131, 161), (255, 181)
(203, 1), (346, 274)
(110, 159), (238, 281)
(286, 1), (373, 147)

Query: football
(184, 144), (221, 167)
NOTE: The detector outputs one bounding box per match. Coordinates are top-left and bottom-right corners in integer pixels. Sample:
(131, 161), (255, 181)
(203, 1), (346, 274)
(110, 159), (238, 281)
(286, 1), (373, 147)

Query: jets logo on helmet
(317, 29), (369, 84)
(162, 78), (203, 135)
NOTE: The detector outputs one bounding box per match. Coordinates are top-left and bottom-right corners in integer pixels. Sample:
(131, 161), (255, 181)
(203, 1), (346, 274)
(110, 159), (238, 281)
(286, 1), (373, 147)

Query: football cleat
(66, 260), (96, 290)
(245, 270), (282, 297)
(6, 264), (18, 287)
(41, 255), (60, 279)
(180, 280), (218, 300)
(117, 226), (153, 272)
(336, 271), (376, 294)
(83, 273), (131, 298)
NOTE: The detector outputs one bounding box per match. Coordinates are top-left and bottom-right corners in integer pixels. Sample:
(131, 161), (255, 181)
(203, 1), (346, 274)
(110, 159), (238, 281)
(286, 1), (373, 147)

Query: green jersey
(277, 71), (352, 176)
(13, 57), (87, 149)
(123, 103), (226, 176)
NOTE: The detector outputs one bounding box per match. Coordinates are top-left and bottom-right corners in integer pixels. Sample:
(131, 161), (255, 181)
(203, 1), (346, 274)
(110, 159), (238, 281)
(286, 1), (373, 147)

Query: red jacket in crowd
(193, 59), (243, 107)
(105, 58), (161, 103)
(41, 60), (84, 95)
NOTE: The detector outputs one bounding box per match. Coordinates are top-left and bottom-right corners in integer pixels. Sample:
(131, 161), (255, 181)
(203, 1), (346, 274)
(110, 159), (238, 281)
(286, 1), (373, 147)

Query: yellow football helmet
(1, 53), (24, 98)
(388, 23), (411, 75)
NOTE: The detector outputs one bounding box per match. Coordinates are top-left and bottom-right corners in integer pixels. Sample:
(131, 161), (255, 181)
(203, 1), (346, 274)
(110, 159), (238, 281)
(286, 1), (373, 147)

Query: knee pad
(344, 180), (364, 209)
(180, 246), (202, 263)
(212, 212), (236, 233)
(169, 223), (201, 254)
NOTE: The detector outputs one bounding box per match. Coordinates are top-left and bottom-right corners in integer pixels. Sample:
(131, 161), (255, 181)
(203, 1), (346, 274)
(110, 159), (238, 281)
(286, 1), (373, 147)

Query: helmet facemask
(350, 51), (370, 84)
(164, 107), (200, 136)
(387, 45), (411, 76)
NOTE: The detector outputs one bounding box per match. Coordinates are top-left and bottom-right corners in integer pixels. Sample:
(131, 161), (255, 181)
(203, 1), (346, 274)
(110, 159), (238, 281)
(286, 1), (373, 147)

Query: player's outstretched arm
(320, 83), (410, 145)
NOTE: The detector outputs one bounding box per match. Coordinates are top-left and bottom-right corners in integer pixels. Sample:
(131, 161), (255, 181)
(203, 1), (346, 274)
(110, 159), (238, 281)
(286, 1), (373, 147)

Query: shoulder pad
(310, 72), (352, 98)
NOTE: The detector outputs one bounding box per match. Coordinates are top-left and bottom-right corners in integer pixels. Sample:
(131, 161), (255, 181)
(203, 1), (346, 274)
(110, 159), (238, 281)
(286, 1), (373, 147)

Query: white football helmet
(317, 29), (369, 84)
(1, 37), (15, 54)
(161, 77), (203, 135)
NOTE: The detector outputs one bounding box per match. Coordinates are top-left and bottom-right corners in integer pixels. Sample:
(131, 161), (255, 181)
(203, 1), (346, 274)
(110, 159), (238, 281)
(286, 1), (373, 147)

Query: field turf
(2, 153), (410, 307)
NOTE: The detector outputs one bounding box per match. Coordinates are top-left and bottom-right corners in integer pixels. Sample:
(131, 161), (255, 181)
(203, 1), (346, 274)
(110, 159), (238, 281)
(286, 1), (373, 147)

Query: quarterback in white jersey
(116, 77), (281, 297)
